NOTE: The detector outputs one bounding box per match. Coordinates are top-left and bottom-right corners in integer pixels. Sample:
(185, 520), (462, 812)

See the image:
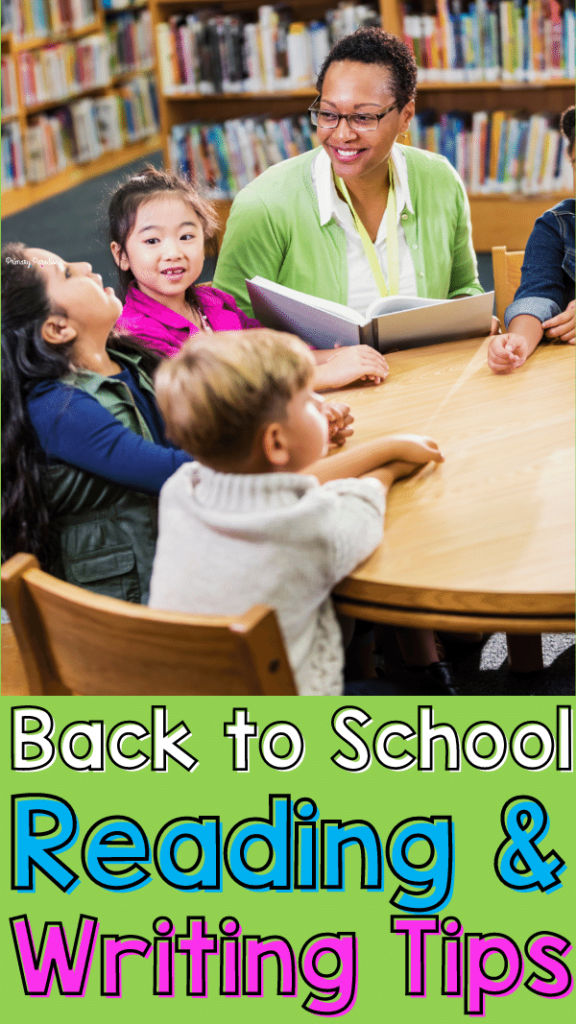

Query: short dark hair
(316, 28), (417, 109)
(560, 106), (575, 152)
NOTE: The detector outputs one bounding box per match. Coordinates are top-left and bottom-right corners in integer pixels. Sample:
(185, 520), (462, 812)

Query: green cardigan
(214, 145), (484, 316)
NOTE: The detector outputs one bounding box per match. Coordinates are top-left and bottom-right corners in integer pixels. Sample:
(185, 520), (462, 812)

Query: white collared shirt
(311, 144), (418, 316)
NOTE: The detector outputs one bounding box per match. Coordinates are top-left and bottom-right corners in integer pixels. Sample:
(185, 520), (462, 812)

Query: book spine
(169, 112), (323, 195)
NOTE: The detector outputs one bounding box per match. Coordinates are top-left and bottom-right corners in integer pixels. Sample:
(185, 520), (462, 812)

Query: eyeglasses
(308, 100), (399, 132)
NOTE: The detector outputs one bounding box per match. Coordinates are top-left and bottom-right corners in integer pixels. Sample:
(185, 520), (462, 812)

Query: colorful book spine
(17, 34), (111, 105)
(158, 4), (379, 95)
(11, 72), (157, 184)
(1, 121), (25, 190)
(1, 55), (19, 116)
(1, 0), (14, 34)
(403, 1), (575, 82)
(410, 108), (572, 194)
(171, 114), (316, 197)
(12, 0), (97, 40)
(106, 9), (154, 77)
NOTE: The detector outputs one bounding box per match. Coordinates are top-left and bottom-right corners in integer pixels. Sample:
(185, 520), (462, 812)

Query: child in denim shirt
(488, 106), (575, 373)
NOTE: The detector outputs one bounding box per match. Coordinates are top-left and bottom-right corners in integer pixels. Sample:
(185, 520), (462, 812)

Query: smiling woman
(1, 242), (192, 603)
(214, 27), (495, 391)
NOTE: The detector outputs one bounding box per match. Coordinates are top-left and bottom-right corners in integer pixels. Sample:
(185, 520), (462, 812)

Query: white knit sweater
(149, 463), (385, 695)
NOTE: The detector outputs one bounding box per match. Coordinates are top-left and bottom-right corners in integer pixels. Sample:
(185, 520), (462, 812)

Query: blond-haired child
(149, 329), (445, 695)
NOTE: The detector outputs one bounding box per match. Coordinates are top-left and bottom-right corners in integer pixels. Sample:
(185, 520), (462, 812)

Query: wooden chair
(1, 622), (29, 697)
(492, 246), (525, 327)
(1, 553), (297, 697)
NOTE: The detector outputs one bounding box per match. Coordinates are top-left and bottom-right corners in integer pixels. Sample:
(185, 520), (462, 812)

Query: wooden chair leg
(506, 633), (544, 673)
(1, 622), (30, 696)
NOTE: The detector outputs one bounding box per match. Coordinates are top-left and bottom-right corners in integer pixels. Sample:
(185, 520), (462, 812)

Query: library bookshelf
(1, 1), (161, 218)
(416, 77), (574, 250)
(149, 0), (573, 250)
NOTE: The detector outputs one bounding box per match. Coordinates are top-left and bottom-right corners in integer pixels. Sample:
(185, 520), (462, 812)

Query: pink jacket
(115, 283), (261, 358)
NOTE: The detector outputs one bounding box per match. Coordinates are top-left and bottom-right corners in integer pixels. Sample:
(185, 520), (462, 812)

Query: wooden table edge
(332, 596), (575, 634)
(333, 575), (574, 616)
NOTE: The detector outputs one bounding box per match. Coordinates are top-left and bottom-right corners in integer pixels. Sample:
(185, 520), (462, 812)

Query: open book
(246, 277), (495, 351)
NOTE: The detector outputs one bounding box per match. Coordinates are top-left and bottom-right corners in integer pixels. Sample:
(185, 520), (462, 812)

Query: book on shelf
(100, 0), (147, 8)
(17, 34), (111, 105)
(171, 108), (571, 200)
(11, 73), (157, 185)
(171, 114), (315, 197)
(94, 94), (123, 149)
(12, 0), (97, 41)
(1, 122), (25, 190)
(409, 110), (573, 194)
(72, 97), (106, 162)
(1, 56), (19, 116)
(246, 277), (495, 351)
(1, 0), (14, 34)
(403, 0), (575, 82)
(158, 3), (380, 95)
(53, 0), (98, 34)
(106, 8), (154, 76)
(118, 74), (158, 140)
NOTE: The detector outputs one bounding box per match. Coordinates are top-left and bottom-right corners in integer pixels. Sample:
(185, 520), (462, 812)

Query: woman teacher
(214, 27), (496, 390)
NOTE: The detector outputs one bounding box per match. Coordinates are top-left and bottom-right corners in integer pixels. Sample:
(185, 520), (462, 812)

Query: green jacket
(214, 145), (483, 316)
(45, 350), (158, 604)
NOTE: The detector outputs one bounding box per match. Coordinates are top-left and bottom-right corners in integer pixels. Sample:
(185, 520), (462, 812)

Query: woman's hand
(321, 399), (354, 446)
(313, 344), (389, 390)
(487, 333), (530, 373)
(543, 300), (576, 343)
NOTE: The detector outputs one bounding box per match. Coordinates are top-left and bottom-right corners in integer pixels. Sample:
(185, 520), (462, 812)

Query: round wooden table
(330, 336), (575, 634)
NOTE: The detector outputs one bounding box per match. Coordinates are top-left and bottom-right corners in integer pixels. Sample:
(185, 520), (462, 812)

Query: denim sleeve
(504, 213), (566, 328)
(28, 384), (191, 495)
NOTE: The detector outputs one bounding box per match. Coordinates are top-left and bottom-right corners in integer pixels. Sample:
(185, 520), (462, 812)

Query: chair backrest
(492, 246), (525, 327)
(1, 554), (297, 696)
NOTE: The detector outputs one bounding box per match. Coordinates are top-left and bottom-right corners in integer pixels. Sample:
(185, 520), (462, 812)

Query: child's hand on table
(487, 333), (531, 373)
(377, 459), (431, 486)
(317, 344), (389, 388)
(383, 434), (444, 465)
(321, 398), (354, 446)
(367, 438), (444, 490)
(310, 432), (443, 485)
(543, 300), (576, 343)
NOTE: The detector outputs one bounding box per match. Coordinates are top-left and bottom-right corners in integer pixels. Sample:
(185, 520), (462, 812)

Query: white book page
(365, 295), (447, 319)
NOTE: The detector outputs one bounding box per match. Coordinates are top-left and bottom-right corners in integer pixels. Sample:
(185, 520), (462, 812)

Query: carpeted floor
(371, 626), (574, 697)
(452, 632), (574, 696)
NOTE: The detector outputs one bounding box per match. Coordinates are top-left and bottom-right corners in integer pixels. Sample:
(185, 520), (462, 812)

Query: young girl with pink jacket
(109, 165), (259, 357)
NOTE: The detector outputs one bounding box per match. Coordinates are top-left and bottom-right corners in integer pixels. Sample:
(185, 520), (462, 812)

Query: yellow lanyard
(334, 159), (399, 298)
